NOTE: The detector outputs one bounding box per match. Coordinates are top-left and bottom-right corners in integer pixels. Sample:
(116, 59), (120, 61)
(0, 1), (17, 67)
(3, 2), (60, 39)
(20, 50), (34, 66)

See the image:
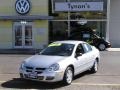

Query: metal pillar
(106, 0), (111, 41)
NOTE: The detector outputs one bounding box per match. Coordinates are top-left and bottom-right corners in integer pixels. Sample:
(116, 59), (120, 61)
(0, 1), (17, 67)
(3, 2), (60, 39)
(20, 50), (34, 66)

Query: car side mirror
(75, 53), (82, 58)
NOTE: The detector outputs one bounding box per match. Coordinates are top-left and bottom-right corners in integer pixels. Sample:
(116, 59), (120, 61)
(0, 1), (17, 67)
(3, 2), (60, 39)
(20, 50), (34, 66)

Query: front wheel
(98, 43), (106, 51)
(63, 67), (73, 85)
(90, 61), (98, 73)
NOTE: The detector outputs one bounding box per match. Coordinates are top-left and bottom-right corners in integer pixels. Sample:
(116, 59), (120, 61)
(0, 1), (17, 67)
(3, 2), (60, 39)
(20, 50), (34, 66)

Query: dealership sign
(55, 2), (103, 12)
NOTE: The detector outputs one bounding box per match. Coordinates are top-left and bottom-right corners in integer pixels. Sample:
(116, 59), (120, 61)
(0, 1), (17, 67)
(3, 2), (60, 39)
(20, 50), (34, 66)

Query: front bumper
(105, 43), (111, 48)
(19, 69), (64, 82)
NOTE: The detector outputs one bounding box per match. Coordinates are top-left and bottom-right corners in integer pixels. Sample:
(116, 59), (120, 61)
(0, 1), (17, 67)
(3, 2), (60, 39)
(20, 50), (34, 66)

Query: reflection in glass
(41, 43), (75, 56)
(49, 21), (68, 42)
(25, 25), (32, 46)
(70, 12), (106, 19)
(15, 26), (22, 46)
(70, 21), (106, 39)
(49, 0), (108, 42)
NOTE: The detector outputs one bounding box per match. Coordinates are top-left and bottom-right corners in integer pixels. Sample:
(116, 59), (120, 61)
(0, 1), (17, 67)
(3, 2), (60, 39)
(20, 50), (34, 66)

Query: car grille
(25, 66), (46, 74)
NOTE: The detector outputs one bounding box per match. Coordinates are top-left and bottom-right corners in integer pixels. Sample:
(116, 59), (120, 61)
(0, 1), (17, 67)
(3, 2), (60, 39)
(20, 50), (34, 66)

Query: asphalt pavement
(0, 50), (120, 89)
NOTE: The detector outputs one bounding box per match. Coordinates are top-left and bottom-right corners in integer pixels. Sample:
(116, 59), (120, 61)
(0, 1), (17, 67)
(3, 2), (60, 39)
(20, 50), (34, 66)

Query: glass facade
(49, 0), (108, 42)
(49, 21), (68, 42)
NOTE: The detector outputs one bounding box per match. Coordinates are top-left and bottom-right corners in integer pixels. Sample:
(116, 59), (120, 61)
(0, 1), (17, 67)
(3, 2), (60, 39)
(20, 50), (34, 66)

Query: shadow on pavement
(1, 71), (92, 89)
(74, 70), (92, 80)
(1, 78), (66, 89)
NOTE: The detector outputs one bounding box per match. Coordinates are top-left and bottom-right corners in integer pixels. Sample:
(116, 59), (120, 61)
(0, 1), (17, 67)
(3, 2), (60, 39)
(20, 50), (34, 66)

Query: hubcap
(99, 44), (105, 50)
(66, 69), (73, 84)
(94, 61), (98, 72)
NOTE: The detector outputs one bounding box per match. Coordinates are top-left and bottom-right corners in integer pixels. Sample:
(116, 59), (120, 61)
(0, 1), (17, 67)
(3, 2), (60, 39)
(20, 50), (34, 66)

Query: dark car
(84, 34), (111, 51)
(68, 31), (111, 51)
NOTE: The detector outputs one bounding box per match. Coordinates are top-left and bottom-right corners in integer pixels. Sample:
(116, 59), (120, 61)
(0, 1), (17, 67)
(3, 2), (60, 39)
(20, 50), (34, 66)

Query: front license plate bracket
(29, 72), (37, 79)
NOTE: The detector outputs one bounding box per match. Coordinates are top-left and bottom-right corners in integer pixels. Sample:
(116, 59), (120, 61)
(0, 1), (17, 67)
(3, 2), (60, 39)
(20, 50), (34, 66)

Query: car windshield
(93, 34), (100, 39)
(40, 43), (75, 56)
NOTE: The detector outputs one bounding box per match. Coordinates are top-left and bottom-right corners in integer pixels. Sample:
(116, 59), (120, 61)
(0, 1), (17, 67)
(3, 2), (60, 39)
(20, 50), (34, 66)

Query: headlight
(47, 63), (60, 72)
(20, 61), (25, 70)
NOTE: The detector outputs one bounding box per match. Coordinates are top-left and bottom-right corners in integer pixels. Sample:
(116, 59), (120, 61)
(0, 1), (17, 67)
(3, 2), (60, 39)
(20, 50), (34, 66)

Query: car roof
(53, 40), (86, 45)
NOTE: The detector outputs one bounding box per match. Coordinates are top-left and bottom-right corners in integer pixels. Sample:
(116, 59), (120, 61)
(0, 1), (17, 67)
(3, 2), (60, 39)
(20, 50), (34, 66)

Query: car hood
(24, 55), (67, 68)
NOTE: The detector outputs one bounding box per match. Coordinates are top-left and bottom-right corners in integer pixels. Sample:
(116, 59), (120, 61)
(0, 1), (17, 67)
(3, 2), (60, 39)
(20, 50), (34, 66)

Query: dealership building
(0, 0), (119, 50)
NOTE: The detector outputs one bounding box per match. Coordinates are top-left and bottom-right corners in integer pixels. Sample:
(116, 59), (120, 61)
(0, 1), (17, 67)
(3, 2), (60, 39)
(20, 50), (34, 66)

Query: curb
(107, 48), (120, 51)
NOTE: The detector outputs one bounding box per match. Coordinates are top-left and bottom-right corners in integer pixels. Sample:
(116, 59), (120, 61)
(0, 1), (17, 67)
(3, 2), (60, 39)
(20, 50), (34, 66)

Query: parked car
(19, 40), (100, 85)
(68, 31), (111, 51)
(89, 34), (111, 51)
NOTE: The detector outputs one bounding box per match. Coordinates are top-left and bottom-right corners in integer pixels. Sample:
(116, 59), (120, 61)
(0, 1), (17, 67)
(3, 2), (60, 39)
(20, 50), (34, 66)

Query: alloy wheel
(63, 67), (73, 85)
(98, 43), (106, 51)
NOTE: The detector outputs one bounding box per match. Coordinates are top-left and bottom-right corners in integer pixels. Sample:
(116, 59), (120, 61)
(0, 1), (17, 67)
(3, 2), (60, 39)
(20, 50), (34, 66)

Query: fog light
(46, 76), (54, 80)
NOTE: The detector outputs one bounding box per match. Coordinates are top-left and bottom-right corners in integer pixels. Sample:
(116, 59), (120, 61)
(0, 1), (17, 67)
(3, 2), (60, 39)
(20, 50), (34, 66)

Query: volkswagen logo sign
(15, 0), (31, 15)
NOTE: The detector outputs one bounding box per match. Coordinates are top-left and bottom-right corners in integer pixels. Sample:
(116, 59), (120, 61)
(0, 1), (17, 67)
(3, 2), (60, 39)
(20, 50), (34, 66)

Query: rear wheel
(63, 67), (73, 85)
(98, 43), (106, 51)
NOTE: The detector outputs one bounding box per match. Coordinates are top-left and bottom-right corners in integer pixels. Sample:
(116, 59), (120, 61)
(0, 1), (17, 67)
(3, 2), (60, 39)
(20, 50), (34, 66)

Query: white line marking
(72, 83), (120, 86)
(0, 81), (6, 83)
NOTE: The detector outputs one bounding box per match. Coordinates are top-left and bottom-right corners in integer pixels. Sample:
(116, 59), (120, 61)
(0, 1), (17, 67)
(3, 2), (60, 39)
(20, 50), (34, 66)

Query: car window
(83, 33), (90, 39)
(82, 43), (92, 53)
(40, 43), (75, 56)
(75, 44), (85, 54)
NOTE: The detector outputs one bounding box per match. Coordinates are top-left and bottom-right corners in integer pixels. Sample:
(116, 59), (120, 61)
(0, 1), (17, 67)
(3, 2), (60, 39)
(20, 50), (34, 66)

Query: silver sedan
(19, 40), (100, 85)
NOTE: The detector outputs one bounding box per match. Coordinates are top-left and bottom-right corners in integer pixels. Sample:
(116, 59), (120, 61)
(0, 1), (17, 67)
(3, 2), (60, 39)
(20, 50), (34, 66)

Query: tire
(63, 67), (73, 85)
(90, 61), (98, 73)
(98, 43), (106, 51)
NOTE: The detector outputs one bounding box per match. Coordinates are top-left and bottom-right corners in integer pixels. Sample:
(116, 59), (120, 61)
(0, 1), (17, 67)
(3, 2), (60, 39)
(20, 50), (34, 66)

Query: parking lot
(0, 51), (120, 90)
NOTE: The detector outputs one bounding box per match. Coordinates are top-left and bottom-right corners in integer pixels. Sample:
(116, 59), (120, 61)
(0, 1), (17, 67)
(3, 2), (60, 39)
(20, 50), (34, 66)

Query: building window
(49, 0), (108, 42)
(49, 21), (68, 42)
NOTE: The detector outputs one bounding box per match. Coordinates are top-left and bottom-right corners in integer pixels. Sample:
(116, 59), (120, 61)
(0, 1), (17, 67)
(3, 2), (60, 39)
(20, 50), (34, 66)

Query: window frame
(75, 43), (85, 54)
(82, 43), (92, 53)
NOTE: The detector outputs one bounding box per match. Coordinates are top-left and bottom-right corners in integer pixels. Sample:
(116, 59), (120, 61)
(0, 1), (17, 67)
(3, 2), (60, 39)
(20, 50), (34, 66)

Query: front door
(14, 22), (33, 48)
(75, 44), (88, 74)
